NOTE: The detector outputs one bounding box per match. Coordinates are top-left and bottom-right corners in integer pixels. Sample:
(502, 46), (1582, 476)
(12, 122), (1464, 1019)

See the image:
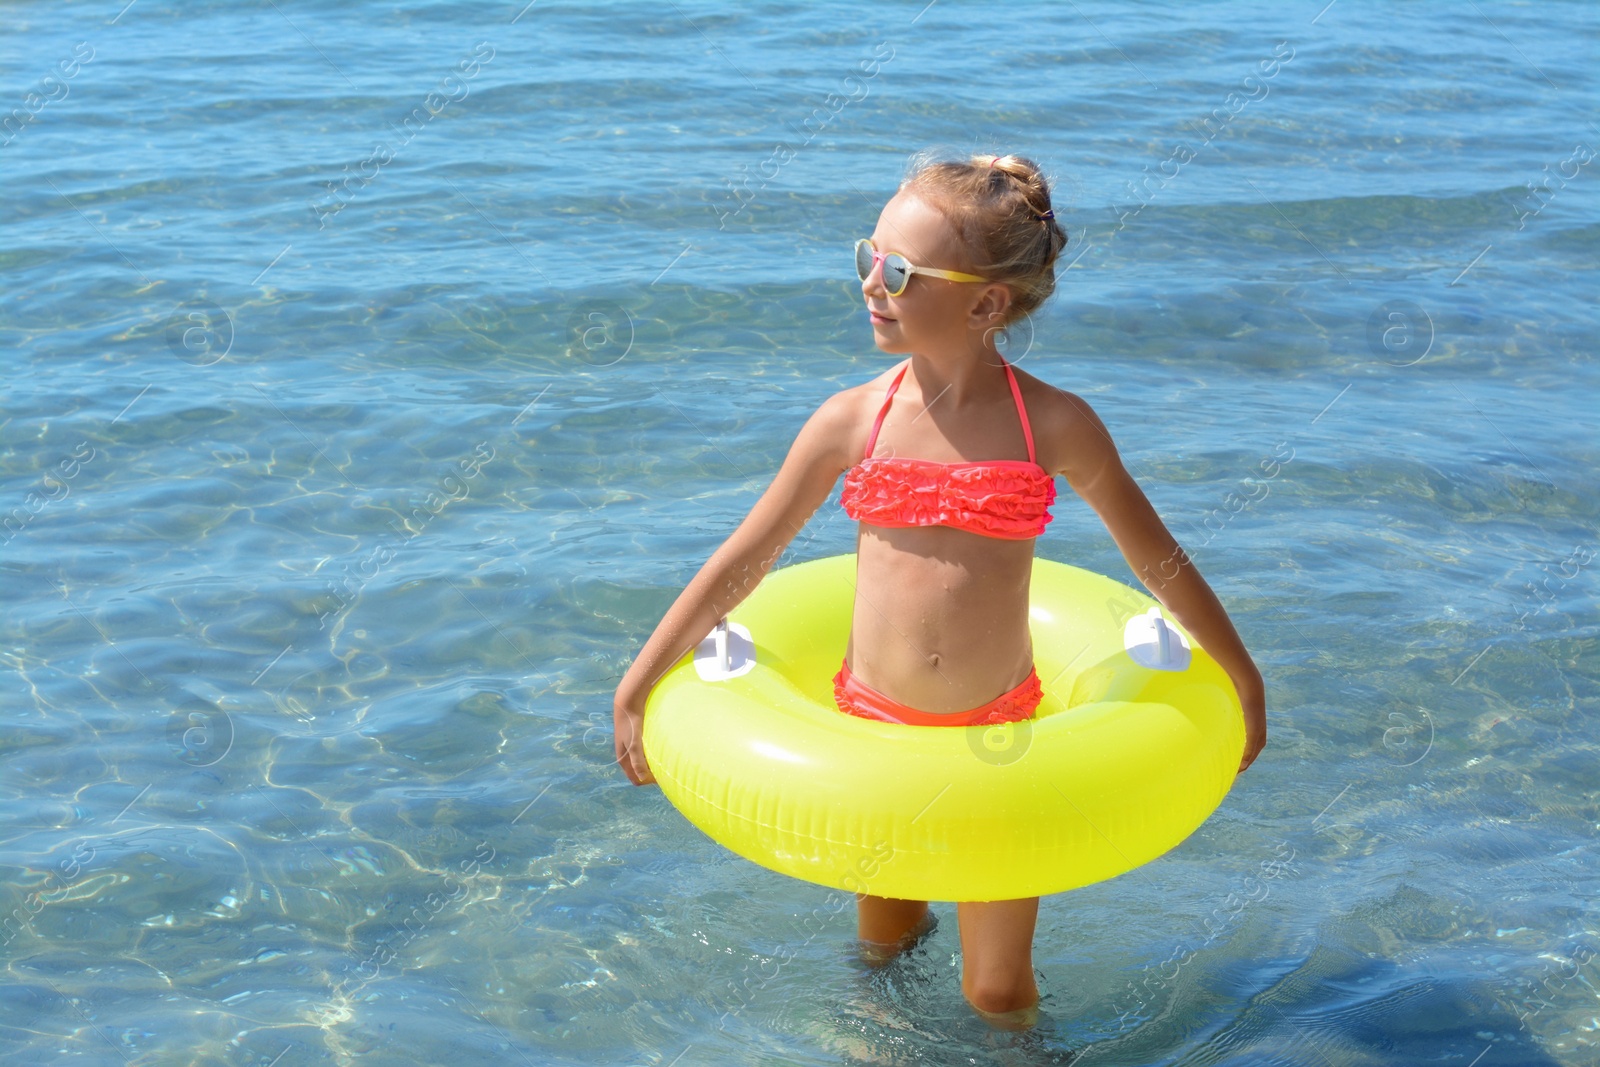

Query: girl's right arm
(612, 391), (857, 786)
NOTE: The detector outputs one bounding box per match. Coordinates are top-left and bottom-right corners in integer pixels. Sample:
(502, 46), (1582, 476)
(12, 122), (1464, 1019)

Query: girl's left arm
(1050, 389), (1266, 773)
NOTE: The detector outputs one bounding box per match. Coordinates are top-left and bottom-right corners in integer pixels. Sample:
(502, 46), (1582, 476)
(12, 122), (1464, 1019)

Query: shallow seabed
(2, 1), (1597, 1064)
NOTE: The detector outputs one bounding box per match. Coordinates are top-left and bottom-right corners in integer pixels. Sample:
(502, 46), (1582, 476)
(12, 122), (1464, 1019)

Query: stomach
(843, 523), (1037, 714)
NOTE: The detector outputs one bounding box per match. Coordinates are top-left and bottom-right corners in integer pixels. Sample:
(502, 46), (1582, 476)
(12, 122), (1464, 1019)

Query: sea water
(2, 1), (1596, 1063)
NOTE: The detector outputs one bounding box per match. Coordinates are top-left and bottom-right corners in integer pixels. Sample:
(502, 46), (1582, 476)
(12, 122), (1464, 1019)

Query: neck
(903, 348), (1009, 408)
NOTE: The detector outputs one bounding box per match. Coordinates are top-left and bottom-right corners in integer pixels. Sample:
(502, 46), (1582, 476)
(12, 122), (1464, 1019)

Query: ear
(965, 282), (1014, 331)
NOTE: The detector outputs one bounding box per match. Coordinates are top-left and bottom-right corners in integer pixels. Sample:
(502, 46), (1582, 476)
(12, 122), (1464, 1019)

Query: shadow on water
(1076, 941), (1566, 1067)
(1182, 946), (1566, 1067)
(797, 900), (1569, 1067)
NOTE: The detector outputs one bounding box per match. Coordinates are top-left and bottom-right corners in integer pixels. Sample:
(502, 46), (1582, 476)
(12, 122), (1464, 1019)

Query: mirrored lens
(854, 239), (875, 281)
(882, 254), (911, 295)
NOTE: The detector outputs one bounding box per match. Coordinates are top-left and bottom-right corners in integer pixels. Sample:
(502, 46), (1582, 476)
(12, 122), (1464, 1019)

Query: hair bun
(898, 149), (1068, 327)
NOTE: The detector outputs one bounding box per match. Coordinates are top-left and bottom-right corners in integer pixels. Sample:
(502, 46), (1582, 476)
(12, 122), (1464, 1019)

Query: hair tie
(1035, 209), (1054, 222)
(989, 155), (1002, 170)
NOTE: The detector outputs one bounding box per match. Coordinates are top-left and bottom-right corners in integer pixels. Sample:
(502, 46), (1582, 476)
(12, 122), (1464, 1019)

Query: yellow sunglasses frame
(854, 238), (989, 296)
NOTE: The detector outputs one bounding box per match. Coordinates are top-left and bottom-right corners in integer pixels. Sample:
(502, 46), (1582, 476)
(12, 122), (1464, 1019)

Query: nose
(860, 252), (887, 299)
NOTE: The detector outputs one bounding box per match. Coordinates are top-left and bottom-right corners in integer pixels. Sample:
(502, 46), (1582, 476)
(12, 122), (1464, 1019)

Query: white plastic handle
(693, 618), (757, 681)
(1123, 606), (1191, 672)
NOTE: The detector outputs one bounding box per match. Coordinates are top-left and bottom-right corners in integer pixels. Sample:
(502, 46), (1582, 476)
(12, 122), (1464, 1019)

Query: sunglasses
(854, 238), (989, 297)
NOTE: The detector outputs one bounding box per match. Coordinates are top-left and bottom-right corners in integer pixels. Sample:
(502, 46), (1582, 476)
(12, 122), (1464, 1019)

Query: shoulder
(1008, 364), (1121, 482)
(781, 362), (901, 477)
(811, 360), (904, 464)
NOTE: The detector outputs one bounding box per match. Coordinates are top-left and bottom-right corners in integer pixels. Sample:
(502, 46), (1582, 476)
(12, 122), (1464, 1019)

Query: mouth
(868, 309), (896, 325)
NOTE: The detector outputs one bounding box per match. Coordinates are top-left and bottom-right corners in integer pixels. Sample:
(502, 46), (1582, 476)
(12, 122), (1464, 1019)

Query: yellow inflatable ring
(643, 553), (1244, 901)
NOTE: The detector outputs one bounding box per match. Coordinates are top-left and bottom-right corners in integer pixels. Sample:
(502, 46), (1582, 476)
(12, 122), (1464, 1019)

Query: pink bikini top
(840, 359), (1057, 540)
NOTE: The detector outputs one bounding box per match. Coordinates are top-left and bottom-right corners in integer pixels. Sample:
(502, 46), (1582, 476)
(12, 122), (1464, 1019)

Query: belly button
(928, 653), (940, 667)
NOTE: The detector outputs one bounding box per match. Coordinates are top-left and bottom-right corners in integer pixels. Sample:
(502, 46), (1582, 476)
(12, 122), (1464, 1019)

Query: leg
(855, 893), (935, 966)
(957, 896), (1040, 1028)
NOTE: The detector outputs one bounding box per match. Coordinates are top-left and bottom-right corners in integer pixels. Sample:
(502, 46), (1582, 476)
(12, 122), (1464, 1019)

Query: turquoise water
(3, 0), (1597, 1062)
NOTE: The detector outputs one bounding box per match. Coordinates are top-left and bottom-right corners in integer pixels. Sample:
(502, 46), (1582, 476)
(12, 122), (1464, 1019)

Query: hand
(1236, 682), (1266, 774)
(612, 689), (656, 786)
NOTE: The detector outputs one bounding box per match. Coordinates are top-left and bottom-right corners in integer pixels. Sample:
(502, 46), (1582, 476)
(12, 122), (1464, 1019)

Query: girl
(613, 151), (1267, 1028)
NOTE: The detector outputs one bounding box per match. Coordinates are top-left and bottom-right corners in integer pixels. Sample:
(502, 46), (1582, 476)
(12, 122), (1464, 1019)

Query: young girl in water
(613, 151), (1267, 1027)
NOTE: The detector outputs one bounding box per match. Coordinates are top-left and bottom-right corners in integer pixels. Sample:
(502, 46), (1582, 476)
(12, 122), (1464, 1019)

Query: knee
(963, 976), (1038, 1016)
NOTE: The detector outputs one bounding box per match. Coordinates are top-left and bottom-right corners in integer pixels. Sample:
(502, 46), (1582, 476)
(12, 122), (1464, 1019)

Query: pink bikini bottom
(832, 657), (1042, 727)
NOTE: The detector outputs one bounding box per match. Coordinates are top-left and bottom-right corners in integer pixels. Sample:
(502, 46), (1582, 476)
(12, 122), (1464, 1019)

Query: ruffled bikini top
(840, 359), (1057, 540)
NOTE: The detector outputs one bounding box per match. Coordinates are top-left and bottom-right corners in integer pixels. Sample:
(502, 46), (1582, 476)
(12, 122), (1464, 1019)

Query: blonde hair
(900, 150), (1069, 326)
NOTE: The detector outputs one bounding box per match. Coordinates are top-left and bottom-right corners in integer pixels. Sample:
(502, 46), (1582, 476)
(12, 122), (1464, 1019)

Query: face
(860, 191), (1008, 354)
